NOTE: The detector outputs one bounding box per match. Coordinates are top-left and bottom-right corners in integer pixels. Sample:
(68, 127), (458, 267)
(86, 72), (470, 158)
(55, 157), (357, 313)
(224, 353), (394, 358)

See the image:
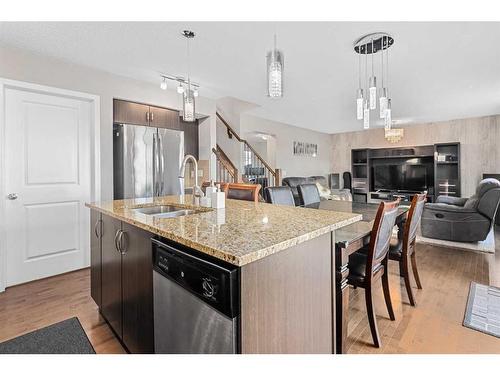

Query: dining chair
(347, 200), (400, 348)
(264, 186), (295, 206)
(297, 183), (321, 206)
(388, 193), (426, 306)
(226, 183), (261, 203)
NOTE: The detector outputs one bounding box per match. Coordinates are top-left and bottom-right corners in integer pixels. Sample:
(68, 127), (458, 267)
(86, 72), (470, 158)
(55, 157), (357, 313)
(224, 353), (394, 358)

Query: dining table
(304, 200), (410, 354)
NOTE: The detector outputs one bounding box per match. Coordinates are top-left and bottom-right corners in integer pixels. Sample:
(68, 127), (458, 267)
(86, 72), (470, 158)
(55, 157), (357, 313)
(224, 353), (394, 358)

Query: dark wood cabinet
(150, 106), (180, 130)
(121, 222), (154, 354)
(91, 210), (154, 353)
(113, 99), (199, 159)
(90, 210), (102, 308)
(113, 100), (150, 127)
(101, 214), (123, 338)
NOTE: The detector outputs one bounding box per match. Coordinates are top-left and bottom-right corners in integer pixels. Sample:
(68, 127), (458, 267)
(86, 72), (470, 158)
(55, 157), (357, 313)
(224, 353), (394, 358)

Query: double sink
(132, 204), (198, 219)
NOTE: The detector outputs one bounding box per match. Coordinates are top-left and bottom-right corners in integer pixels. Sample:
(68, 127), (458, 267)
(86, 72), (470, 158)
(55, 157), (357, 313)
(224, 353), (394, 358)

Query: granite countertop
(86, 195), (362, 266)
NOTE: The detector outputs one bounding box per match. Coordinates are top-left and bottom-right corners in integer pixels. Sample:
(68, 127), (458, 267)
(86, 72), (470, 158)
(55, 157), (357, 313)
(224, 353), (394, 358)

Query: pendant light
(160, 76), (167, 90)
(356, 47), (364, 120)
(363, 46), (370, 129)
(384, 98), (392, 130)
(266, 34), (284, 98)
(369, 39), (377, 110)
(379, 36), (388, 118)
(354, 32), (394, 129)
(182, 30), (196, 122)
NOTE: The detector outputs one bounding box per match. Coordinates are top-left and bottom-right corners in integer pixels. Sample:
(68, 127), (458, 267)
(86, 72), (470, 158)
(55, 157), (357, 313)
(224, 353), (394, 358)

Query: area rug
(463, 282), (500, 338)
(416, 228), (495, 254)
(0, 317), (95, 354)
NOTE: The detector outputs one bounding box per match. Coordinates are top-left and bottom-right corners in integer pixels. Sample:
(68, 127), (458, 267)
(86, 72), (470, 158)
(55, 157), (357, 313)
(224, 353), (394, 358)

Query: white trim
(0, 78), (101, 292)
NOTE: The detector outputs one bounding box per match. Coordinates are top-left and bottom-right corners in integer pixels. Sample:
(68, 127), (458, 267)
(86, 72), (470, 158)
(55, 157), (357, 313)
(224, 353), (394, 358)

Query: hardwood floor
(0, 269), (125, 354)
(346, 227), (500, 354)
(0, 228), (499, 354)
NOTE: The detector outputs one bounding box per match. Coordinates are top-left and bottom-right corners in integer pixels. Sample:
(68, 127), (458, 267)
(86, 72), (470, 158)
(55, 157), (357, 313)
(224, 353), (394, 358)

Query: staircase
(214, 112), (281, 189)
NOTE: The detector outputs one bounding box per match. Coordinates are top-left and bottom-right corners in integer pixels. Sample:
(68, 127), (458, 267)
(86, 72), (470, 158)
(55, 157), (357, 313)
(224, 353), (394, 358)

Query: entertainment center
(351, 143), (461, 204)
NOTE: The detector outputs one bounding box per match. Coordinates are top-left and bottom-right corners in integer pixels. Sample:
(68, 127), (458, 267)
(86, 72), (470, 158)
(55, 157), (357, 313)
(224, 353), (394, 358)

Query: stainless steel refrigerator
(113, 123), (184, 199)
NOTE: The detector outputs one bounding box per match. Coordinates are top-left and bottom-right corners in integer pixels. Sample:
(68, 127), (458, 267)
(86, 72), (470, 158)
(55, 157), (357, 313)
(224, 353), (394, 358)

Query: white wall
(240, 114), (333, 178)
(0, 44), (217, 201)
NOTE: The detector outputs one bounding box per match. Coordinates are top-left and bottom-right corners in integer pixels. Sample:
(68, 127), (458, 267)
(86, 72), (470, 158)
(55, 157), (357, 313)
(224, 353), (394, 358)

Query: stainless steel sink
(132, 205), (196, 219)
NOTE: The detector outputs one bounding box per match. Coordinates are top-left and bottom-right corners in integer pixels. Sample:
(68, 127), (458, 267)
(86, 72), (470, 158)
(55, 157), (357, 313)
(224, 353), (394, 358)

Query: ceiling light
(384, 99), (392, 130)
(160, 77), (167, 90)
(183, 88), (195, 122)
(363, 100), (370, 129)
(354, 32), (394, 129)
(181, 30), (196, 122)
(368, 39), (377, 110)
(266, 34), (284, 98)
(193, 87), (199, 97)
(177, 83), (185, 94)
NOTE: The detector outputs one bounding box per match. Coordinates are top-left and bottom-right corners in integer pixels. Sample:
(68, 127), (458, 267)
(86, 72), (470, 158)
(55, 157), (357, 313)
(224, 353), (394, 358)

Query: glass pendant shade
(266, 49), (284, 98)
(356, 89), (364, 120)
(379, 88), (388, 118)
(384, 99), (392, 130)
(369, 76), (377, 110)
(363, 101), (370, 129)
(183, 88), (195, 122)
(160, 77), (167, 90)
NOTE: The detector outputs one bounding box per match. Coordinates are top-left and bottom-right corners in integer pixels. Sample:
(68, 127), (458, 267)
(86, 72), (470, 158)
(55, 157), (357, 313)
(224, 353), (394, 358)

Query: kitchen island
(86, 195), (361, 354)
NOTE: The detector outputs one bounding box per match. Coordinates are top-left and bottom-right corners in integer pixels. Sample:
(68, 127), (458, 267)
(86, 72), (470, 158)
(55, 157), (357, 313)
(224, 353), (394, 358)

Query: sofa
(421, 178), (500, 242)
(282, 176), (352, 205)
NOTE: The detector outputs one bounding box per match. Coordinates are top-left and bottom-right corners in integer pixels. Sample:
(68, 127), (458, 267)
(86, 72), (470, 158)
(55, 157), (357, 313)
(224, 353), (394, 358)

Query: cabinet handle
(150, 111), (154, 122)
(146, 112), (150, 122)
(93, 219), (102, 239)
(114, 229), (121, 253)
(119, 230), (127, 255)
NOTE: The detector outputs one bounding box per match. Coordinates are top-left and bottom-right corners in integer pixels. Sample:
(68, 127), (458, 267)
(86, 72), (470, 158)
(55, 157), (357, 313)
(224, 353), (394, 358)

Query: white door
(4, 87), (91, 287)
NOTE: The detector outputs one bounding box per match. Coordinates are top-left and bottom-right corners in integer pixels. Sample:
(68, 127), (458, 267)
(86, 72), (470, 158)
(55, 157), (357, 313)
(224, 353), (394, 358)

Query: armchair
(421, 178), (500, 242)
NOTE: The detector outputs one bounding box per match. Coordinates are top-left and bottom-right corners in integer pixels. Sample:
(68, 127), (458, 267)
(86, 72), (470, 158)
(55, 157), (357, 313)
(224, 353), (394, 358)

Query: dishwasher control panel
(152, 238), (239, 319)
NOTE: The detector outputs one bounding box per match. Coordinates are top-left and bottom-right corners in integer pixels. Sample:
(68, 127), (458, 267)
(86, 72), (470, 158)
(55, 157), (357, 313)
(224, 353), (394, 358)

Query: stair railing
(212, 147), (238, 183)
(216, 112), (281, 187)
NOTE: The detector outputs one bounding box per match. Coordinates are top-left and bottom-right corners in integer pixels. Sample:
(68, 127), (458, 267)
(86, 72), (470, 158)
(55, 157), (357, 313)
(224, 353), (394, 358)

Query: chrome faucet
(179, 154), (204, 205)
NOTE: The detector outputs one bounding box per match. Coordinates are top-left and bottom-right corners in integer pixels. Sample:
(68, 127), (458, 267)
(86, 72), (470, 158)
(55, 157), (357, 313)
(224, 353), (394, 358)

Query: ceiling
(1, 22), (499, 134)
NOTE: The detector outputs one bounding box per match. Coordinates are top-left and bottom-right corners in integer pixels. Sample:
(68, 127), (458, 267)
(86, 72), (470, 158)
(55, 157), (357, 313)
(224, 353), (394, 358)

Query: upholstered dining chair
(227, 183), (261, 203)
(347, 200), (400, 348)
(264, 186), (295, 206)
(389, 193), (426, 306)
(297, 183), (321, 206)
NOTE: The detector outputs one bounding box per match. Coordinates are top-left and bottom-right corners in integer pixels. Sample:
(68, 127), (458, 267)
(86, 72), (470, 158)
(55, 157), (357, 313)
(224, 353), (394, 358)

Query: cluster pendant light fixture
(354, 32), (395, 131)
(159, 30), (199, 122)
(266, 34), (284, 98)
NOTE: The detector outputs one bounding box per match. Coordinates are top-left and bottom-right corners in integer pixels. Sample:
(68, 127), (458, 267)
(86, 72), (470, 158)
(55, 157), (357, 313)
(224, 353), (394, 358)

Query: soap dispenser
(205, 180), (217, 197)
(211, 183), (226, 209)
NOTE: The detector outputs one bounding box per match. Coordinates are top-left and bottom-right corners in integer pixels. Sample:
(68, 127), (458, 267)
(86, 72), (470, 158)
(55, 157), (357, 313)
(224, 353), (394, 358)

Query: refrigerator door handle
(153, 132), (159, 196)
(159, 133), (165, 196)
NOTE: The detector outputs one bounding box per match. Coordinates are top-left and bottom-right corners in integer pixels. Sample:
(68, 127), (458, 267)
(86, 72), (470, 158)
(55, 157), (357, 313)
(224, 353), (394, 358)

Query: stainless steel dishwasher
(152, 238), (239, 354)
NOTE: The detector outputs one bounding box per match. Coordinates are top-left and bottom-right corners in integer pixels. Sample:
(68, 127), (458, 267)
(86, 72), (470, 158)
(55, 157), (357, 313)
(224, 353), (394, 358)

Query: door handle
(7, 193), (18, 200)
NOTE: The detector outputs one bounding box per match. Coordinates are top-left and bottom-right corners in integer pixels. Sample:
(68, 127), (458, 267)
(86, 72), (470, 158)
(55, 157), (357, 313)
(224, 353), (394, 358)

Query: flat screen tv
(373, 164), (428, 192)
